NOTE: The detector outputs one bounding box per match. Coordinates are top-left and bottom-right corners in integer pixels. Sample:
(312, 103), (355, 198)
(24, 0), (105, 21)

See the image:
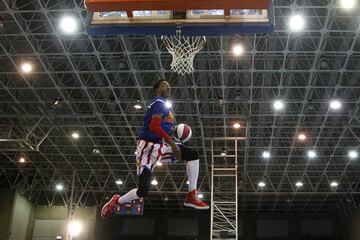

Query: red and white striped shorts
(135, 140), (175, 175)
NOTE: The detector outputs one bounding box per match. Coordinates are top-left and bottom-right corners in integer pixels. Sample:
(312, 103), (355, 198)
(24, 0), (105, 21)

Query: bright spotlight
(349, 150), (358, 159)
(262, 151), (270, 159)
(156, 161), (163, 166)
(53, 98), (63, 107)
(115, 180), (123, 185)
(21, 63), (32, 73)
(134, 104), (142, 109)
(19, 157), (26, 163)
(186, 180), (189, 185)
(56, 184), (63, 191)
(295, 181), (303, 187)
(258, 181), (266, 187)
(68, 220), (82, 237)
(198, 193), (204, 199)
(151, 179), (158, 185)
(340, 0), (356, 9)
(273, 100), (284, 110)
(71, 132), (79, 139)
(330, 181), (339, 187)
(232, 44), (244, 56)
(298, 134), (306, 141)
(307, 150), (316, 158)
(330, 100), (341, 110)
(60, 16), (78, 33)
(289, 14), (305, 31)
(233, 123), (241, 129)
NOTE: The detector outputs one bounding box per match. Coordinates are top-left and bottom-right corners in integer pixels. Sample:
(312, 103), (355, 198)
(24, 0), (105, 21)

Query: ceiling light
(134, 104), (142, 109)
(218, 97), (224, 105)
(258, 181), (266, 187)
(262, 151), (270, 159)
(151, 179), (158, 185)
(295, 181), (303, 187)
(56, 184), (64, 191)
(330, 181), (338, 187)
(289, 14), (305, 31)
(329, 100), (341, 110)
(349, 150), (358, 159)
(115, 180), (123, 185)
(60, 16), (78, 34)
(307, 150), (316, 158)
(340, 0), (356, 9)
(93, 148), (100, 154)
(232, 44), (244, 56)
(298, 134), (306, 140)
(186, 180), (189, 185)
(19, 157), (26, 163)
(233, 123), (240, 129)
(198, 193), (204, 199)
(52, 98), (63, 107)
(273, 100), (284, 110)
(156, 161), (163, 166)
(20, 63), (32, 73)
(71, 132), (79, 139)
(221, 148), (226, 156)
(53, 98), (62, 106)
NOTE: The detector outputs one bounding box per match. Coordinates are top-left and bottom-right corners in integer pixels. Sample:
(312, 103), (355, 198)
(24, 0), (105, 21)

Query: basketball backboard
(85, 0), (275, 36)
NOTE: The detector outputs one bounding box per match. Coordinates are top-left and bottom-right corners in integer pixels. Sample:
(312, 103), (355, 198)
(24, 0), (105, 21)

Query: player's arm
(149, 115), (171, 142)
(149, 102), (182, 160)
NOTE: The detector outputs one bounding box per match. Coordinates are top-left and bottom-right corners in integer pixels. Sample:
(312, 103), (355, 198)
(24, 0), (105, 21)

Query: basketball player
(101, 79), (209, 219)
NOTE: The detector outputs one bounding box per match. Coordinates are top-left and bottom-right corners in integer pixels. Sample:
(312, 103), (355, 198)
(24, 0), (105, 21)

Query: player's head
(153, 79), (171, 98)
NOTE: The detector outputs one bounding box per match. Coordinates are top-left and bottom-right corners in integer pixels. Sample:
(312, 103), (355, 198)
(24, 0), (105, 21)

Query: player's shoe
(101, 194), (120, 219)
(184, 189), (209, 210)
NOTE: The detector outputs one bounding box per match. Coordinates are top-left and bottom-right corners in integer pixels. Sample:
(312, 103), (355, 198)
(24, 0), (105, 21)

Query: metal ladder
(210, 137), (241, 240)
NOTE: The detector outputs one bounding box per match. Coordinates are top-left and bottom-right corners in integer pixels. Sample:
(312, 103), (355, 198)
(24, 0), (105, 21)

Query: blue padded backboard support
(87, 23), (274, 36)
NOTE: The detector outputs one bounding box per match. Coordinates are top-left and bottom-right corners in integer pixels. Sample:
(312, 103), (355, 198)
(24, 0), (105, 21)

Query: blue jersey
(138, 97), (175, 143)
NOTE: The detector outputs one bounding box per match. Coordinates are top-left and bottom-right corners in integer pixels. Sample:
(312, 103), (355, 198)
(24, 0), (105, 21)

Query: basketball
(174, 123), (192, 142)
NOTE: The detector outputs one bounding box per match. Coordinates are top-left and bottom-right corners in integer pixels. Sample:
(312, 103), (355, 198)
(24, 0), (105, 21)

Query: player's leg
(101, 141), (158, 219)
(178, 145), (208, 209)
(160, 144), (209, 210)
(119, 166), (152, 203)
(178, 145), (199, 192)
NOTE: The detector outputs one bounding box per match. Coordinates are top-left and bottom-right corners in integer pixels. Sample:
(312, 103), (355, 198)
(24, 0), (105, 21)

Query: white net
(162, 34), (206, 75)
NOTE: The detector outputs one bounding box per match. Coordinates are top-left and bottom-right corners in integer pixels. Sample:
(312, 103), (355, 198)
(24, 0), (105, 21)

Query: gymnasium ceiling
(0, 0), (359, 218)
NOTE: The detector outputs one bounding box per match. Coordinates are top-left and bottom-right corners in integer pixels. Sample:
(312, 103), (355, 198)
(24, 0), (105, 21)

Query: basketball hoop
(161, 30), (206, 75)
